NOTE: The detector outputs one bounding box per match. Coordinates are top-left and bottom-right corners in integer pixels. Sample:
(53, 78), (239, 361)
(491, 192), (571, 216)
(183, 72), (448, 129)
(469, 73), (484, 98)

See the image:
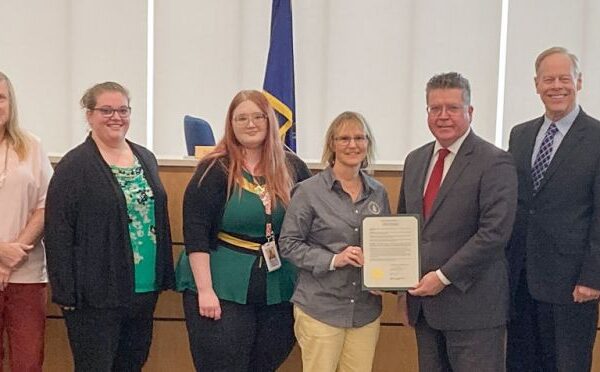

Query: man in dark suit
(506, 46), (600, 372)
(398, 72), (518, 371)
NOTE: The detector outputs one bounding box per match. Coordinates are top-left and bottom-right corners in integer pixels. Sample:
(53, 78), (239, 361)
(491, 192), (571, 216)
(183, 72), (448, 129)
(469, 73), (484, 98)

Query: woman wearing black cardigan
(45, 82), (174, 371)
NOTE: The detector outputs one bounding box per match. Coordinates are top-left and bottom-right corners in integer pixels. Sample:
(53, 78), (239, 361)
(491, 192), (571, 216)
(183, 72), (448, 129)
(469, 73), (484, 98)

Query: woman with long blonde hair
(176, 90), (311, 371)
(0, 71), (53, 371)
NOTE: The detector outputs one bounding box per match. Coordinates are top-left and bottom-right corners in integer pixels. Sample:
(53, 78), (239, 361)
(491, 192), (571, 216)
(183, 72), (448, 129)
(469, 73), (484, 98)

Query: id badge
(261, 240), (282, 272)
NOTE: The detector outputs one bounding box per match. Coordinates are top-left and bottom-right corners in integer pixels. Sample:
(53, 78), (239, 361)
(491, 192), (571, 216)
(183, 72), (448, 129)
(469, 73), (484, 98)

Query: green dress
(111, 158), (158, 293)
(176, 172), (296, 305)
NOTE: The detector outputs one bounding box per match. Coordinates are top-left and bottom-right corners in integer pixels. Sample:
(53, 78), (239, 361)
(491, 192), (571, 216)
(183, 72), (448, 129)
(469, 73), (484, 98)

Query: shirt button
(352, 282), (356, 286)
(529, 209), (535, 215)
(355, 210), (359, 214)
(350, 299), (355, 303)
(354, 228), (358, 232)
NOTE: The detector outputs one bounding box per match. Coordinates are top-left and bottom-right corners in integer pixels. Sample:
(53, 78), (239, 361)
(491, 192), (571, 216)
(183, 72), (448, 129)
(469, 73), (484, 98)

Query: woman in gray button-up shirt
(280, 111), (390, 372)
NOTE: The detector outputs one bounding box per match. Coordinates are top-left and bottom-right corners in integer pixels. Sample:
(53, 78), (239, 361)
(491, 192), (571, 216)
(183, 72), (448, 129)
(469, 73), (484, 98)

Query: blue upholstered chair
(184, 115), (216, 156)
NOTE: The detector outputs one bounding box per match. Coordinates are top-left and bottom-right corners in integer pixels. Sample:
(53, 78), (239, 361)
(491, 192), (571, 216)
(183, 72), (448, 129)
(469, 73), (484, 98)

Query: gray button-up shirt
(280, 167), (390, 328)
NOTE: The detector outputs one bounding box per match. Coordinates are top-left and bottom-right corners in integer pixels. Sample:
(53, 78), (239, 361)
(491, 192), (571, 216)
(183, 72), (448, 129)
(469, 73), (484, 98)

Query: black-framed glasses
(91, 106), (132, 118)
(233, 113), (268, 126)
(426, 104), (466, 117)
(334, 135), (369, 146)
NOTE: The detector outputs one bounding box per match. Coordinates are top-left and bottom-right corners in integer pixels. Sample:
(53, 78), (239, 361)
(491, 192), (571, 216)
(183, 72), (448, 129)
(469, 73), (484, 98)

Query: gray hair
(426, 72), (471, 106)
(535, 46), (580, 78)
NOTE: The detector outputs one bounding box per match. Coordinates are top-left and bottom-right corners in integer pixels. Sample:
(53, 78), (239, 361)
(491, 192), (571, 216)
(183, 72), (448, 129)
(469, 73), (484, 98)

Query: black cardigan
(45, 135), (175, 308)
(183, 151), (312, 254)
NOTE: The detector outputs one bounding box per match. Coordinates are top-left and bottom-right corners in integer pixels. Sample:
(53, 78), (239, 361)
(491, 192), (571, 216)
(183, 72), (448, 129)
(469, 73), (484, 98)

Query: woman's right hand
(0, 264), (11, 291)
(333, 245), (364, 268)
(0, 242), (32, 269)
(198, 287), (222, 320)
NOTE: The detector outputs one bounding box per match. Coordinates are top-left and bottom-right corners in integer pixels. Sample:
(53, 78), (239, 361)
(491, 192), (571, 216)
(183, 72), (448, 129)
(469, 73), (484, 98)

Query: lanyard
(253, 177), (274, 241)
(240, 176), (274, 241)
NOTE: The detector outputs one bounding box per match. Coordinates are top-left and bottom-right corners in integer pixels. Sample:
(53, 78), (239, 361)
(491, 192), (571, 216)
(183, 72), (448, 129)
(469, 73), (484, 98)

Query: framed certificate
(361, 215), (421, 290)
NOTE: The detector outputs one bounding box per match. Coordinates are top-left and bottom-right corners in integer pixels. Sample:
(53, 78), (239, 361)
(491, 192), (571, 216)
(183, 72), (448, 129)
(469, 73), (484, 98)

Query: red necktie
(423, 148), (450, 219)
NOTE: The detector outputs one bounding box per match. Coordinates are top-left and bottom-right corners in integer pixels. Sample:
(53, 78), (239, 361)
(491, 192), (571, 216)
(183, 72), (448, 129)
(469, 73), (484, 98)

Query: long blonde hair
(200, 90), (294, 206)
(0, 72), (30, 160)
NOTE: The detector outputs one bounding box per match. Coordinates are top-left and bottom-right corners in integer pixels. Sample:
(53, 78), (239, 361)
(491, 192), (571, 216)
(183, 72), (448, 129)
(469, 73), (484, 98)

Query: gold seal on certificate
(361, 215), (420, 290)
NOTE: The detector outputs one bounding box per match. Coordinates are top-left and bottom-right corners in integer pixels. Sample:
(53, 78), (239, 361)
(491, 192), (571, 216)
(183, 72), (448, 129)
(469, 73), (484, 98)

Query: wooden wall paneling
(373, 326), (418, 372)
(381, 293), (405, 324)
(154, 290), (185, 319)
(373, 170), (402, 213)
(159, 166), (195, 244)
(278, 345), (303, 371)
(154, 244), (186, 319)
(44, 319), (73, 371)
(592, 332), (600, 372)
(144, 321), (195, 371)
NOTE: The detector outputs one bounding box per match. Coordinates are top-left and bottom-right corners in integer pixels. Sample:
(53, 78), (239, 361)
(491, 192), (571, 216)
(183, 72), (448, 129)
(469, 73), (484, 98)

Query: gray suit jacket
(398, 131), (518, 330)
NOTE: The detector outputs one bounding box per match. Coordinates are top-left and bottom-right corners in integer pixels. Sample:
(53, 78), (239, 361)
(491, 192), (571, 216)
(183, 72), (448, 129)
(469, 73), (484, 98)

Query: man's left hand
(573, 285), (600, 303)
(408, 271), (446, 297)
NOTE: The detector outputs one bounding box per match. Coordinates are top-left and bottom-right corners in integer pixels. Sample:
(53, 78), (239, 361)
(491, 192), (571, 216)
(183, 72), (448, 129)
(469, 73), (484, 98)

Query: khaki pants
(294, 305), (380, 372)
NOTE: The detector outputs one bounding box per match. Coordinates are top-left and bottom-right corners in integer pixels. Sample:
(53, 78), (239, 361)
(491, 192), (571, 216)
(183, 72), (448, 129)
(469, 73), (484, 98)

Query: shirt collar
(433, 127), (471, 155)
(543, 105), (580, 136)
(322, 166), (376, 193)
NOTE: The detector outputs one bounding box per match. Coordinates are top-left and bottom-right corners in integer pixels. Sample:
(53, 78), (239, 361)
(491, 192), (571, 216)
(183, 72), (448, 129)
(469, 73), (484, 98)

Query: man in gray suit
(506, 47), (600, 372)
(398, 72), (518, 371)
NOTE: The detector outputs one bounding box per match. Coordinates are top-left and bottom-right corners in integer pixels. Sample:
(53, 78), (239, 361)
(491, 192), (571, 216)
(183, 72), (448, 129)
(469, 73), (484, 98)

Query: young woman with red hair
(176, 90), (310, 371)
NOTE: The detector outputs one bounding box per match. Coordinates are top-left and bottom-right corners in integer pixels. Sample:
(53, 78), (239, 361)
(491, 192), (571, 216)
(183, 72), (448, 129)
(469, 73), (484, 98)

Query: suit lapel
(521, 118), (544, 176)
(535, 111), (587, 194)
(424, 132), (475, 226)
(407, 143), (435, 216)
(519, 117), (544, 196)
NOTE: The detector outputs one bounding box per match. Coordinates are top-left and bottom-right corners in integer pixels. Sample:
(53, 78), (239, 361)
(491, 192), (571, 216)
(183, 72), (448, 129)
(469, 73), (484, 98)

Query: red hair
(200, 90), (293, 206)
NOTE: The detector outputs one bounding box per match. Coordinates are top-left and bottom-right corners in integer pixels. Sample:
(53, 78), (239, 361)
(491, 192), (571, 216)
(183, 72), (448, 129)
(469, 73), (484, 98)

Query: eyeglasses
(91, 106), (132, 118)
(426, 104), (467, 117)
(335, 135), (369, 146)
(233, 113), (268, 126)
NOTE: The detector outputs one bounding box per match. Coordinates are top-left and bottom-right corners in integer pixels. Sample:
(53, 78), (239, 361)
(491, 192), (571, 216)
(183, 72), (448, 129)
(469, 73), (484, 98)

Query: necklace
(0, 137), (8, 189)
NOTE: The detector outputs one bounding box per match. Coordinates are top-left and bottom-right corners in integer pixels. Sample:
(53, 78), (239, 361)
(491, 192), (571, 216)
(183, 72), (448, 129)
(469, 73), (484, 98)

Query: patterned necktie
(423, 148), (450, 219)
(531, 123), (559, 192)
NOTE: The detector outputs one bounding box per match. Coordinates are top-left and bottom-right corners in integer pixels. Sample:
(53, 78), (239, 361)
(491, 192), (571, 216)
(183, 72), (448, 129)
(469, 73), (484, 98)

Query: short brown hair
(426, 72), (471, 106)
(80, 81), (130, 110)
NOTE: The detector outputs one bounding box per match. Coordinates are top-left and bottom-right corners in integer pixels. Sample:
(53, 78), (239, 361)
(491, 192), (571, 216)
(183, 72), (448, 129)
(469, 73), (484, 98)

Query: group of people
(0, 44), (598, 372)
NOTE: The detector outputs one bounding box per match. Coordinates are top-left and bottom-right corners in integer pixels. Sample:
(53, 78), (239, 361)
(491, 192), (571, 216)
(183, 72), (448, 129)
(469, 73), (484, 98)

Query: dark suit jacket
(507, 108), (600, 305)
(399, 131), (518, 330)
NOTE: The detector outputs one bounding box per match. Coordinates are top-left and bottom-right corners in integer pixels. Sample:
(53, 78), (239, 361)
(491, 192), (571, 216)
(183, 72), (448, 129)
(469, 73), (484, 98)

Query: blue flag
(263, 0), (296, 151)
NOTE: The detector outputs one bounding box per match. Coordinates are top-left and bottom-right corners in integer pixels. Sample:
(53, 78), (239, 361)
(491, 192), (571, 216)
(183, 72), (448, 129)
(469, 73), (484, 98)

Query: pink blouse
(0, 133), (52, 283)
